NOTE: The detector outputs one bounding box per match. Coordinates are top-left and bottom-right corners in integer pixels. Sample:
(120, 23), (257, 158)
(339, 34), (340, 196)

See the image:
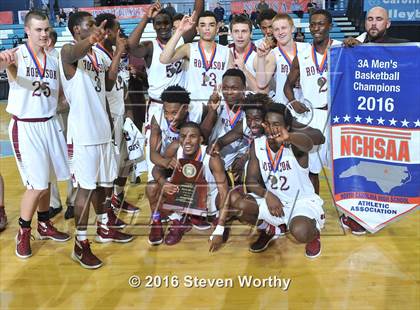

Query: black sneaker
(48, 206), (63, 219)
(64, 205), (74, 220)
(249, 228), (279, 253)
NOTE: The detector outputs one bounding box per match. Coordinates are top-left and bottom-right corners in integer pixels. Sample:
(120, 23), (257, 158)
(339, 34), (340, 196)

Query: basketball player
(147, 85), (207, 245)
(94, 13), (140, 219)
(152, 122), (229, 246)
(210, 93), (325, 183)
(284, 9), (341, 194)
(127, 0), (203, 127)
(254, 9), (276, 48)
(159, 11), (231, 110)
(127, 1), (203, 181)
(46, 29), (77, 220)
(228, 15), (259, 91)
(209, 104), (325, 258)
(200, 69), (248, 178)
(1, 11), (71, 259)
(256, 13), (310, 104)
(0, 175), (7, 232)
(60, 11), (133, 269)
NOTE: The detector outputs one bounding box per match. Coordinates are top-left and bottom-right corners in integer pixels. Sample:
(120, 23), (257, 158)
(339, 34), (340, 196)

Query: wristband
(209, 225), (224, 241)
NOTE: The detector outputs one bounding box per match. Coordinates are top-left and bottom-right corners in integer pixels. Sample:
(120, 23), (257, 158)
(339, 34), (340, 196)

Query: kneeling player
(210, 104), (325, 258)
(151, 122), (229, 246)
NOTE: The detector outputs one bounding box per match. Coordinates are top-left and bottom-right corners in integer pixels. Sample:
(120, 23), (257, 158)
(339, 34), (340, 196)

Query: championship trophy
(162, 159), (208, 216)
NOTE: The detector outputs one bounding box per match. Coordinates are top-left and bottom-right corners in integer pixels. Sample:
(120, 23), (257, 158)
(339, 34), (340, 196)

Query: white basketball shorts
(9, 116), (70, 190)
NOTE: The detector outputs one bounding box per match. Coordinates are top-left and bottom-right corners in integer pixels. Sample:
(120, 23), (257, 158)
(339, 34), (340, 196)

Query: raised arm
(182, 0), (204, 43)
(105, 33), (126, 91)
(255, 41), (275, 90)
(159, 13), (196, 64)
(127, 2), (161, 59)
(61, 19), (107, 65)
(200, 87), (221, 142)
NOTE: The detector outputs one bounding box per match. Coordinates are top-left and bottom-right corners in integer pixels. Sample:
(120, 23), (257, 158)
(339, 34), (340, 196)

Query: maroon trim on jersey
(67, 143), (74, 160)
(12, 116), (52, 122)
(11, 119), (22, 162)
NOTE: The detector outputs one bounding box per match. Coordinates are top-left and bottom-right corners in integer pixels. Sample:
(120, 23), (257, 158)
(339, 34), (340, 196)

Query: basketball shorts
(250, 193), (325, 231)
(69, 142), (117, 190)
(9, 116), (70, 190)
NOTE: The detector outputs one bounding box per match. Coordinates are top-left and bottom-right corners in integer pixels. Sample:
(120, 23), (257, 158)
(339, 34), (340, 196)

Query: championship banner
(330, 44), (420, 233)
(231, 0), (309, 14)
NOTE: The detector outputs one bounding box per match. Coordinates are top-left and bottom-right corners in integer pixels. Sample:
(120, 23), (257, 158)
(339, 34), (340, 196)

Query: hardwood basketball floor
(0, 102), (418, 309)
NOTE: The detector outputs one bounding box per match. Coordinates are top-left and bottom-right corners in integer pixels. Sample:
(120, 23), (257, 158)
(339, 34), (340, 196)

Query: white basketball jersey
(157, 106), (203, 154)
(176, 145), (217, 196)
(146, 37), (185, 101)
(253, 136), (317, 203)
(298, 40), (341, 108)
(59, 47), (111, 145)
(186, 41), (230, 106)
(273, 42), (309, 105)
(7, 44), (59, 118)
(229, 43), (257, 76)
(94, 44), (125, 116)
(209, 104), (247, 168)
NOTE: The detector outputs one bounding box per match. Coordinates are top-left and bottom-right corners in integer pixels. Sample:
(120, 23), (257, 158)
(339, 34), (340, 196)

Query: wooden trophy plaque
(162, 159), (208, 216)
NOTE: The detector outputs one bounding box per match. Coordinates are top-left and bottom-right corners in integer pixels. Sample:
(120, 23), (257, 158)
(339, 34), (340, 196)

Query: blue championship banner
(329, 44), (420, 233)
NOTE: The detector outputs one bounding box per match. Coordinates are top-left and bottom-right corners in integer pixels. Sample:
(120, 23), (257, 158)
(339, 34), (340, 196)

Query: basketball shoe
(111, 193), (140, 214)
(190, 215), (211, 230)
(15, 227), (32, 258)
(340, 215), (367, 235)
(148, 219), (164, 245)
(71, 239), (103, 269)
(249, 223), (286, 253)
(305, 231), (321, 258)
(95, 223), (134, 243)
(37, 220), (71, 241)
(164, 218), (192, 246)
(106, 207), (127, 229)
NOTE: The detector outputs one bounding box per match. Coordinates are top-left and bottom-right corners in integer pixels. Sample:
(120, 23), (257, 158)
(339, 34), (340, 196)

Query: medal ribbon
(183, 147), (202, 161)
(198, 41), (217, 72)
(278, 43), (296, 68)
(86, 49), (100, 73)
(225, 104), (242, 129)
(25, 43), (46, 79)
(95, 43), (113, 60)
(157, 38), (166, 51)
(265, 140), (284, 173)
(311, 39), (331, 76)
(233, 43), (255, 64)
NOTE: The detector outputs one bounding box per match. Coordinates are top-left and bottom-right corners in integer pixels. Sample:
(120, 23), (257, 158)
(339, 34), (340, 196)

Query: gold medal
(205, 75), (210, 82)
